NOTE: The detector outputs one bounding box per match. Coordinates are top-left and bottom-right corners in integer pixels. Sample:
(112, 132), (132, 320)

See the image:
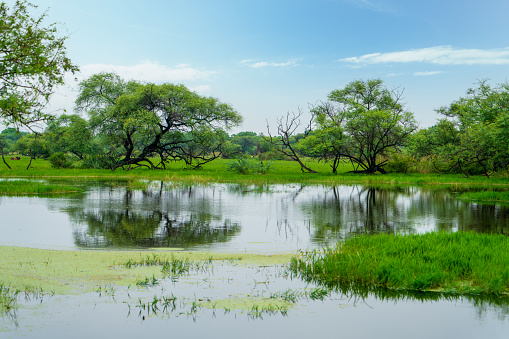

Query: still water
(2, 181), (509, 338)
(1, 181), (508, 252)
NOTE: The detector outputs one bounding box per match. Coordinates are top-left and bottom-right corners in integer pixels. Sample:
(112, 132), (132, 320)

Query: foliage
(44, 114), (97, 160)
(13, 133), (49, 158)
(0, 0), (78, 130)
(227, 157), (272, 175)
(48, 152), (71, 168)
(426, 80), (509, 178)
(384, 153), (417, 174)
(290, 232), (509, 294)
(75, 73), (242, 170)
(408, 80), (509, 178)
(303, 79), (418, 174)
(0, 179), (81, 194)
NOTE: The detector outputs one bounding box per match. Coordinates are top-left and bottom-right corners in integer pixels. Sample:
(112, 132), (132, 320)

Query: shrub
(227, 158), (272, 175)
(48, 152), (72, 168)
(385, 154), (417, 174)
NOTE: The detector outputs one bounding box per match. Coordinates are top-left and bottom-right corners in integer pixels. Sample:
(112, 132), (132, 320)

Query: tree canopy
(301, 79), (417, 173)
(412, 80), (509, 177)
(75, 72), (242, 170)
(0, 0), (78, 130)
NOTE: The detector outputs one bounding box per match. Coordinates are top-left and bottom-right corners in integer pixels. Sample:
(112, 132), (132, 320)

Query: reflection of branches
(71, 209), (240, 249)
(266, 111), (317, 173)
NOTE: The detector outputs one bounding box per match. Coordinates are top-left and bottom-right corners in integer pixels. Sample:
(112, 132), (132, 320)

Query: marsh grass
(123, 254), (208, 279)
(3, 156), (509, 188)
(0, 179), (83, 195)
(290, 232), (509, 295)
(457, 190), (509, 204)
(0, 284), (17, 313)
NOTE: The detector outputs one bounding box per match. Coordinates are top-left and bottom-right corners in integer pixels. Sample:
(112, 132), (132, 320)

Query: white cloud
(339, 46), (509, 65)
(243, 59), (299, 68)
(189, 85), (212, 94)
(414, 71), (444, 76)
(79, 61), (214, 82)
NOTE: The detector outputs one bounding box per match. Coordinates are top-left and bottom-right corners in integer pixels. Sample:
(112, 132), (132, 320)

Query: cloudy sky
(9, 0), (509, 133)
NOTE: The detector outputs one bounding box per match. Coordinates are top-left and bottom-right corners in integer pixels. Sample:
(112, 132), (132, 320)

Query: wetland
(2, 179), (509, 338)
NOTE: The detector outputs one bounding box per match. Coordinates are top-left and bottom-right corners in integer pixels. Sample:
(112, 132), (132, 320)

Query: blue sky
(9, 0), (509, 133)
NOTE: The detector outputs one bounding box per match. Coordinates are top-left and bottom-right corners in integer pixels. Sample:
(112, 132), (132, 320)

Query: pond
(1, 180), (509, 338)
(1, 181), (508, 251)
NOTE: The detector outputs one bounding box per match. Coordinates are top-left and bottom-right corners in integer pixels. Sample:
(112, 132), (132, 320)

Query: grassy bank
(290, 232), (509, 295)
(0, 179), (83, 195)
(2, 156), (509, 189)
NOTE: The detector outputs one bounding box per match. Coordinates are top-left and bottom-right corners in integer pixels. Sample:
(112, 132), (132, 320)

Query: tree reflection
(63, 187), (240, 249)
(301, 186), (509, 245)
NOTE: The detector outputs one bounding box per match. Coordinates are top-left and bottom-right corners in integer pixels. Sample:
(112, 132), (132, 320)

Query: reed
(0, 179), (82, 195)
(290, 232), (509, 295)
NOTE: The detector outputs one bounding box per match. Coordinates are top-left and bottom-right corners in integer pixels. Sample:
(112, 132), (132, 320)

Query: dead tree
(266, 111), (317, 173)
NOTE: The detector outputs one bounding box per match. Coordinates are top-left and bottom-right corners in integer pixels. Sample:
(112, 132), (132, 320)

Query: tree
(266, 111), (317, 173)
(428, 80), (509, 177)
(303, 79), (417, 174)
(44, 114), (96, 160)
(0, 1), (78, 130)
(75, 72), (242, 170)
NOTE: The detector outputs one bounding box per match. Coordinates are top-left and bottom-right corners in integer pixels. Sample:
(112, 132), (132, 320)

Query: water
(1, 182), (508, 251)
(2, 180), (509, 338)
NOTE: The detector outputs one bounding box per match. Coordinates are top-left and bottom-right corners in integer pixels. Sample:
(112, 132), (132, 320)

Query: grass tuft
(290, 232), (509, 295)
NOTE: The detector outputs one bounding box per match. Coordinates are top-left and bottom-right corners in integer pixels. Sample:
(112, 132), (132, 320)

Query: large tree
(301, 79), (417, 174)
(0, 0), (78, 130)
(421, 80), (509, 177)
(75, 72), (242, 170)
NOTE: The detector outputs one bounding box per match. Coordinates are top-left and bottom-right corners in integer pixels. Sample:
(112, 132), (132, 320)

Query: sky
(5, 0), (509, 133)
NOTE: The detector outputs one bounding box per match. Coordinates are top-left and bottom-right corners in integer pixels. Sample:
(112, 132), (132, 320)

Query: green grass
(0, 179), (83, 195)
(457, 190), (509, 204)
(2, 155), (509, 188)
(290, 232), (509, 295)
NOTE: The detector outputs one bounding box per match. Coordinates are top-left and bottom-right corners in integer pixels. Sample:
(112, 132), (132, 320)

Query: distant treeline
(1, 77), (509, 178)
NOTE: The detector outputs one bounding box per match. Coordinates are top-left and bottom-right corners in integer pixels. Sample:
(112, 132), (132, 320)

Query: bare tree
(266, 111), (317, 173)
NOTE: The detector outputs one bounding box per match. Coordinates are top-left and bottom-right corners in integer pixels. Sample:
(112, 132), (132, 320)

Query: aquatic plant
(135, 275), (159, 287)
(0, 179), (82, 195)
(290, 232), (509, 295)
(0, 284), (17, 313)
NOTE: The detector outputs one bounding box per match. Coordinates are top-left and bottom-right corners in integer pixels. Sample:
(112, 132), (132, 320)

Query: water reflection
(2, 181), (509, 251)
(56, 186), (240, 249)
(300, 186), (509, 245)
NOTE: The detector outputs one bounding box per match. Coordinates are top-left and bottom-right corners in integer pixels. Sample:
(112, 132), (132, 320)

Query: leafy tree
(0, 1), (78, 130)
(0, 127), (27, 144)
(303, 79), (417, 174)
(14, 133), (49, 159)
(44, 114), (96, 160)
(231, 131), (258, 155)
(75, 73), (242, 170)
(429, 80), (509, 177)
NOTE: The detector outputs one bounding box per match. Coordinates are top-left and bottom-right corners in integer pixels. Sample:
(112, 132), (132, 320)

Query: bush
(385, 154), (417, 174)
(227, 158), (272, 175)
(48, 152), (72, 168)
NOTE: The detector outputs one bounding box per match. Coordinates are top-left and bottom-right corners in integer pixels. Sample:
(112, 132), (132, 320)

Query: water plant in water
(290, 232), (509, 295)
(0, 284), (18, 313)
(0, 179), (83, 195)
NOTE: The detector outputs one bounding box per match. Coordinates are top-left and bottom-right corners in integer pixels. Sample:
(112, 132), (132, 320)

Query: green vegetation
(290, 232), (509, 295)
(0, 0), (78, 130)
(457, 190), (509, 204)
(3, 156), (509, 189)
(0, 179), (82, 194)
(301, 79), (417, 174)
